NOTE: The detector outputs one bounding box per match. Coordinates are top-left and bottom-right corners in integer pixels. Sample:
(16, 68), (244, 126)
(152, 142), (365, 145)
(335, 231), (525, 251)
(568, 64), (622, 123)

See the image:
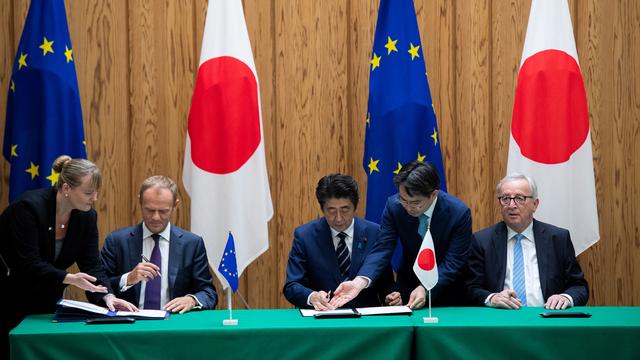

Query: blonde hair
(52, 155), (102, 191)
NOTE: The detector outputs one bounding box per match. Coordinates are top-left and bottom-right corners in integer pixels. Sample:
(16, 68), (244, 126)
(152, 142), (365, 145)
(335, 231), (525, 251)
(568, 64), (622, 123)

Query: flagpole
(222, 287), (238, 326)
(423, 289), (438, 324)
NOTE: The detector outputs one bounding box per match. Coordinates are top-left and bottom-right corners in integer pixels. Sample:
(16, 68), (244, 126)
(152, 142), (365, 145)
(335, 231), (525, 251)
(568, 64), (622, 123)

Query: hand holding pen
(309, 290), (335, 311)
(124, 254), (162, 286)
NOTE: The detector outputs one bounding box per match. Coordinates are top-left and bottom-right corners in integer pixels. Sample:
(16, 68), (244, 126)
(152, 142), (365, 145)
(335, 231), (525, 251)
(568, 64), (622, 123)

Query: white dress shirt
(503, 223), (545, 306)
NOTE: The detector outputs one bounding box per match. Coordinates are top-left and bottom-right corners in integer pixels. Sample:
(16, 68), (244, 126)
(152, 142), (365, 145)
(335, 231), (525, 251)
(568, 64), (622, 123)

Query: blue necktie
(512, 233), (527, 306)
(336, 232), (351, 279)
(418, 214), (429, 238)
(144, 234), (162, 309)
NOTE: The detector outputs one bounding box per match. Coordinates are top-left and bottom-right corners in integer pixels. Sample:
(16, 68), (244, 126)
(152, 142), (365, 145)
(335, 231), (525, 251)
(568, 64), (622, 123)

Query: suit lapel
(129, 224), (144, 302)
(349, 219), (366, 277)
(316, 219), (342, 283)
(168, 226), (183, 298)
(532, 220), (550, 299)
(493, 223), (508, 288)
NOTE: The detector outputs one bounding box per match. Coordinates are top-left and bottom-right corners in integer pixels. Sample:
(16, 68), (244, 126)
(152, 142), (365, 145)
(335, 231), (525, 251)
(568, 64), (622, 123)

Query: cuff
(119, 273), (134, 292)
(187, 294), (203, 309)
(560, 293), (574, 307)
(484, 293), (496, 307)
(356, 276), (371, 289)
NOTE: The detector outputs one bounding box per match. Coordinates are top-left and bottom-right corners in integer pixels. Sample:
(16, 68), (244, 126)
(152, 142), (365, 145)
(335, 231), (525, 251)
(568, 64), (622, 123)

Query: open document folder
(300, 306), (412, 318)
(53, 299), (170, 322)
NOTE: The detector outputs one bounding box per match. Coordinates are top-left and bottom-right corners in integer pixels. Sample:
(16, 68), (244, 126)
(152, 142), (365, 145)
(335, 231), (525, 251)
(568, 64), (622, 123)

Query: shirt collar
(422, 193), (438, 219)
(506, 221), (534, 242)
(330, 218), (355, 239)
(142, 222), (171, 241)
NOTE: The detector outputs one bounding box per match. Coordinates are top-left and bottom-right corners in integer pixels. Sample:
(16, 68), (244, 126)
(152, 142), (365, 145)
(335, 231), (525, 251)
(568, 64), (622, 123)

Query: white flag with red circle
(183, 0), (273, 289)
(413, 229), (438, 291)
(507, 0), (599, 254)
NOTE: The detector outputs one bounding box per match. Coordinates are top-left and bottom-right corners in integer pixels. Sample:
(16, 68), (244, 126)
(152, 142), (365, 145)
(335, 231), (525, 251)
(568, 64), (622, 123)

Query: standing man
(331, 161), (472, 309)
(101, 176), (217, 313)
(283, 174), (398, 310)
(466, 174), (588, 309)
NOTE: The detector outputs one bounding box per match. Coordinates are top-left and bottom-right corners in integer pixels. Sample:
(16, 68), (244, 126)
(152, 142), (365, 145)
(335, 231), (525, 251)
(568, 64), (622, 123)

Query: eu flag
(363, 0), (447, 268)
(3, 0), (86, 202)
(218, 232), (239, 292)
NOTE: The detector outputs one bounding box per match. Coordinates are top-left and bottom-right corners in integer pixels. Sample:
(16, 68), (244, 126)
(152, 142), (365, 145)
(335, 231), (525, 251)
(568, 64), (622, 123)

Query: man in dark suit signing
(466, 174), (588, 309)
(101, 176), (217, 313)
(331, 161), (473, 309)
(283, 174), (397, 310)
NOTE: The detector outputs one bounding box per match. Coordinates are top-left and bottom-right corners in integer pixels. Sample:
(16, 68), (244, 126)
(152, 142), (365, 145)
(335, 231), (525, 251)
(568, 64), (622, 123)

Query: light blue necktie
(418, 214), (429, 238)
(512, 233), (527, 306)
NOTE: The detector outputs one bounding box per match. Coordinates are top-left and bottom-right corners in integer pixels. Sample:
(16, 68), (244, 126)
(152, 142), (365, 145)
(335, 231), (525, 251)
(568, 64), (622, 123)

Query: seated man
(466, 173), (588, 309)
(283, 174), (397, 310)
(101, 176), (217, 313)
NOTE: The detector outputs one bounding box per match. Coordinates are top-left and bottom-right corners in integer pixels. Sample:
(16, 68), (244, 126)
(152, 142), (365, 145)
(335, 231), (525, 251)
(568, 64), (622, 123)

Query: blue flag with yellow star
(218, 232), (239, 292)
(363, 0), (447, 269)
(3, 0), (86, 202)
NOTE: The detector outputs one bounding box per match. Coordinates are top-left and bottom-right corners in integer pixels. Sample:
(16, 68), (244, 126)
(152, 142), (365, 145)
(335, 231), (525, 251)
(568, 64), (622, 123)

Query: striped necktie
(512, 233), (527, 306)
(336, 232), (351, 279)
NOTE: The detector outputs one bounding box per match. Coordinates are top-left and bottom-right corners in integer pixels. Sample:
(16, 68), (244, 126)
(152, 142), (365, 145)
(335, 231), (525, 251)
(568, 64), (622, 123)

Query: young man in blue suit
(466, 174), (588, 309)
(101, 176), (217, 313)
(331, 161), (472, 309)
(283, 174), (397, 310)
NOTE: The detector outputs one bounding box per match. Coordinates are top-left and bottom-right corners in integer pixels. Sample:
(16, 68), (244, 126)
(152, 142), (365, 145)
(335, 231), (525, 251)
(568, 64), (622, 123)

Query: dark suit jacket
(283, 217), (396, 308)
(466, 219), (589, 306)
(100, 224), (217, 309)
(0, 188), (111, 319)
(362, 191), (473, 307)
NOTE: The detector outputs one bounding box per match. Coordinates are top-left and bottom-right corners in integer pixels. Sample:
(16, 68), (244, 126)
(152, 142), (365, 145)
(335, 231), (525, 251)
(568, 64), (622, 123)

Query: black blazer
(0, 188), (111, 318)
(466, 219), (589, 306)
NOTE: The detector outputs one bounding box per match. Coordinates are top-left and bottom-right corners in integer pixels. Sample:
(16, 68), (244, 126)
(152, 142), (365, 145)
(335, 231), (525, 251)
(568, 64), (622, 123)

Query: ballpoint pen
(141, 254), (162, 277)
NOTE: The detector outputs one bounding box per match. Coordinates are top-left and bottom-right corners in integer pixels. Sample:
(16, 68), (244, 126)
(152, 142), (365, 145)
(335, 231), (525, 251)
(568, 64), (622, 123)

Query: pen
(326, 290), (332, 301)
(141, 254), (162, 277)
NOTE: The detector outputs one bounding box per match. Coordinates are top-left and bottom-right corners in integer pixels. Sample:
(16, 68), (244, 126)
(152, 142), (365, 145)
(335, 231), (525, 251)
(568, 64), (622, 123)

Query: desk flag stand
(223, 287), (238, 326)
(423, 289), (438, 324)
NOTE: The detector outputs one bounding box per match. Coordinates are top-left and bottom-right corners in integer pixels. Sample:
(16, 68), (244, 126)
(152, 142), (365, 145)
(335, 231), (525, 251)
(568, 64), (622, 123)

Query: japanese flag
(413, 229), (438, 290)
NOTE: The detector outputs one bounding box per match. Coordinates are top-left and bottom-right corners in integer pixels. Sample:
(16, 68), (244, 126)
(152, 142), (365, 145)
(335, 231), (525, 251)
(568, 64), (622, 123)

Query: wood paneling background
(1, 0), (638, 308)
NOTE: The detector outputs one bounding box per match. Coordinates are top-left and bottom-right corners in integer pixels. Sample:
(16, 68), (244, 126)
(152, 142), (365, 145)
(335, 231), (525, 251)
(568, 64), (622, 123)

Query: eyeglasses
(399, 197), (429, 209)
(497, 195), (534, 206)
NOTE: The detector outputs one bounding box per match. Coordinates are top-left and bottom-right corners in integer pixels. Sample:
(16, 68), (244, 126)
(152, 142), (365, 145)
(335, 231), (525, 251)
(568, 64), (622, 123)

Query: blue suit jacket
(283, 217), (396, 308)
(466, 219), (589, 306)
(361, 191), (472, 306)
(100, 224), (217, 309)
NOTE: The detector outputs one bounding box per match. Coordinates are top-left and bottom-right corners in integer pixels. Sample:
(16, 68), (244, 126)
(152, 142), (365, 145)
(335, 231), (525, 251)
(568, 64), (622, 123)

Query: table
(11, 307), (640, 359)
(9, 309), (415, 360)
(411, 306), (640, 359)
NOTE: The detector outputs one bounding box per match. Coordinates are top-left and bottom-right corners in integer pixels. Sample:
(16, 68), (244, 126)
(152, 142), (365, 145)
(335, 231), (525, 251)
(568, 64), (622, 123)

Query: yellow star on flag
(46, 168), (60, 186)
(366, 113), (371, 127)
(370, 53), (381, 71)
(431, 128), (438, 145)
(39, 37), (55, 56)
(393, 162), (402, 175)
(417, 152), (426, 162)
(368, 157), (380, 174)
(64, 46), (73, 63)
(408, 43), (420, 60)
(11, 144), (18, 157)
(10, 80), (15, 92)
(18, 53), (28, 70)
(384, 36), (398, 55)
(25, 162), (39, 179)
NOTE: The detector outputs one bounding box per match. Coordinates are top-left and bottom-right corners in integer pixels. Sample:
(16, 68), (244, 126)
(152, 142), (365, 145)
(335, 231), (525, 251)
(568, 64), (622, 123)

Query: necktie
(144, 234), (162, 309)
(418, 214), (430, 238)
(336, 232), (351, 279)
(512, 233), (527, 306)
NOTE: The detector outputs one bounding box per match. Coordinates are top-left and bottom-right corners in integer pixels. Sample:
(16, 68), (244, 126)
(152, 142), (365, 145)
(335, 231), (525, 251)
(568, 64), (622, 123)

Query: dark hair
(52, 155), (102, 191)
(315, 173), (359, 210)
(393, 160), (439, 197)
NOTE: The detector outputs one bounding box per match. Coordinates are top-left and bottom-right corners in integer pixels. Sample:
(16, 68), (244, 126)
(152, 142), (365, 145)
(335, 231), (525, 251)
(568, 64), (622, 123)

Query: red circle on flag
(188, 56), (261, 174)
(417, 249), (436, 271)
(511, 49), (589, 164)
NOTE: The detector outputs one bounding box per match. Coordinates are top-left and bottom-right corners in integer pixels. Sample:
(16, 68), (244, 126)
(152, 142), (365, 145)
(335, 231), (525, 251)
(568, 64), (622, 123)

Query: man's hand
(544, 294), (571, 310)
(126, 262), (161, 286)
(103, 294), (138, 312)
(329, 277), (368, 308)
(489, 289), (523, 309)
(384, 291), (402, 306)
(407, 285), (427, 309)
(309, 291), (334, 311)
(164, 296), (197, 314)
(63, 272), (108, 293)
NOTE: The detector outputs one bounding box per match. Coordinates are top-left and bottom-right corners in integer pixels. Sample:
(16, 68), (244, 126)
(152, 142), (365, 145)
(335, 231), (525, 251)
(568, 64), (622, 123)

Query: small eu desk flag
(218, 232), (239, 293)
(363, 0), (447, 268)
(3, 0), (86, 202)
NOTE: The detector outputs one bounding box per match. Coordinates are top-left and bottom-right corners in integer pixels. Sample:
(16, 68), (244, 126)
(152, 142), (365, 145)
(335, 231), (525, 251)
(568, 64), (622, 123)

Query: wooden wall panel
(1, 0), (639, 308)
